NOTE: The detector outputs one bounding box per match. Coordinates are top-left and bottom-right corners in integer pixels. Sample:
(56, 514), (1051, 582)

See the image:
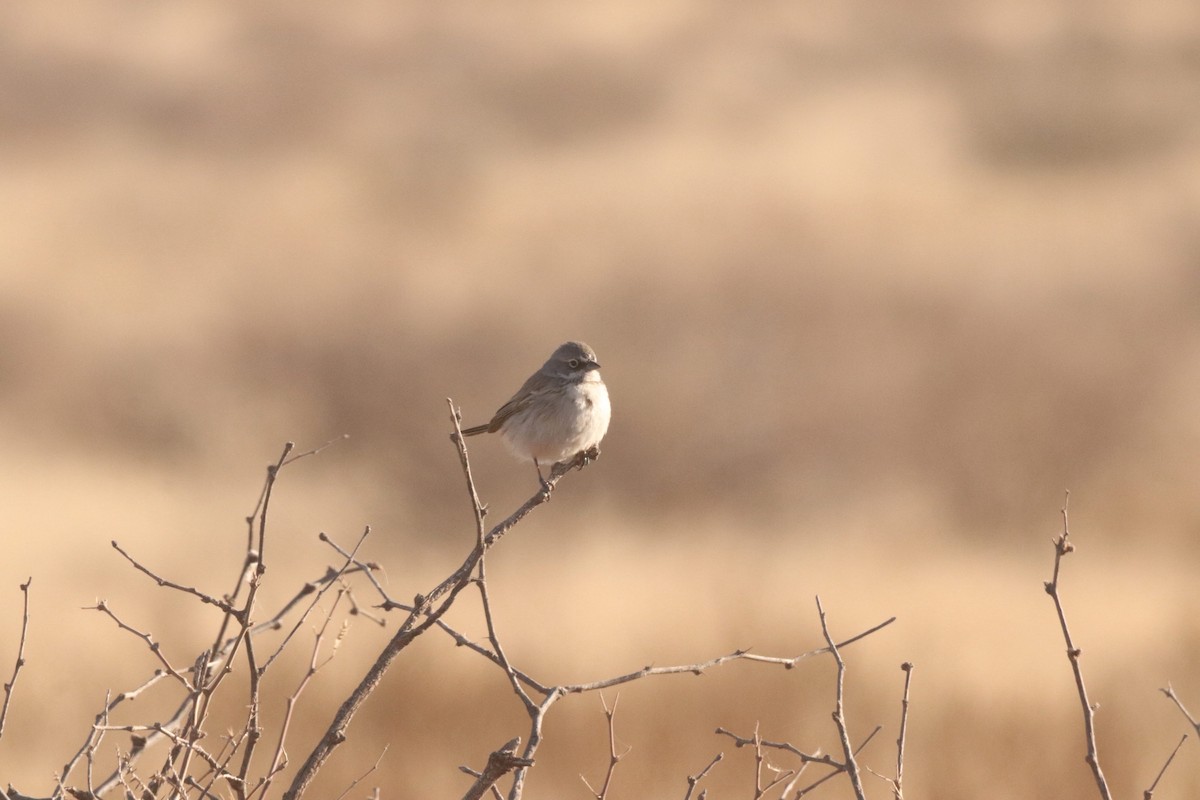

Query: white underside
(500, 374), (611, 464)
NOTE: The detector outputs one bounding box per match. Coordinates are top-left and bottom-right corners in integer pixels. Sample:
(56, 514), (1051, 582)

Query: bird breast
(500, 376), (611, 464)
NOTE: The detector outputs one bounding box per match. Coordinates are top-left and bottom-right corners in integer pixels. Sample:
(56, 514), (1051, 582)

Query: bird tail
(459, 424), (490, 436)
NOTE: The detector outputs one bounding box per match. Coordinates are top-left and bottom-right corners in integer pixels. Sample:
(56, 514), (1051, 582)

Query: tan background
(3, 2), (1200, 798)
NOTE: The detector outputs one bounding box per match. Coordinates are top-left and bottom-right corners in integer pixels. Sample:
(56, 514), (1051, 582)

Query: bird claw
(575, 445), (601, 470)
(541, 446), (602, 491)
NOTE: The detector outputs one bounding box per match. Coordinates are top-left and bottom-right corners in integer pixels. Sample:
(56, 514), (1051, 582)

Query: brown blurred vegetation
(3, 2), (1200, 798)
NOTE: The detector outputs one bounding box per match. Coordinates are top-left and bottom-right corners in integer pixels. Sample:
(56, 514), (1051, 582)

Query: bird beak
(588, 360), (601, 370)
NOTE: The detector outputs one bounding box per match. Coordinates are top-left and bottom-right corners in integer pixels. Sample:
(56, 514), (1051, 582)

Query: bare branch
(283, 402), (580, 800)
(581, 694), (628, 800)
(423, 601), (890, 800)
(501, 610), (892, 800)
(318, 533), (385, 603)
(282, 434), (349, 467)
(683, 752), (723, 800)
(815, 595), (867, 800)
(88, 600), (194, 691)
(719, 722), (883, 800)
(235, 623), (264, 800)
(436, 613), (891, 708)
(1043, 493), (1112, 800)
(57, 670), (169, 789)
(249, 442), (295, 565)
(751, 723), (795, 799)
(332, 744), (388, 800)
(451, 400), (489, 545)
(429, 617), (551, 695)
(41, 424), (904, 800)
(109, 541), (237, 616)
(256, 591), (350, 800)
(558, 615), (894, 697)
(715, 728), (835, 769)
(461, 739), (533, 800)
(474, 538), (535, 712)
(505, 687), (565, 800)
(1160, 684), (1200, 735)
(58, 442), (360, 798)
(894, 662), (914, 800)
(792, 727), (881, 798)
(261, 528), (371, 673)
(0, 578), (32, 742)
(90, 723), (237, 786)
(1144, 734), (1187, 800)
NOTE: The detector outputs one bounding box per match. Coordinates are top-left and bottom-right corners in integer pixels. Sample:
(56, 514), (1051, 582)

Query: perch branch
(282, 400), (583, 800)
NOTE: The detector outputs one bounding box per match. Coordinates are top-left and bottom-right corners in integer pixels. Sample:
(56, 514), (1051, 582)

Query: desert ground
(3, 3), (1200, 798)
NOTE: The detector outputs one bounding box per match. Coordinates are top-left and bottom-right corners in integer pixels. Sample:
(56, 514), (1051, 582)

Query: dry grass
(3, 2), (1200, 798)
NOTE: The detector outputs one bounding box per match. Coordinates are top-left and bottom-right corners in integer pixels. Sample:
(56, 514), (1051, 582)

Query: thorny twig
(580, 694), (629, 800)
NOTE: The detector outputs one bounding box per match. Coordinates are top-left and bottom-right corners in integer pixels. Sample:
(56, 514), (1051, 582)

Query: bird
(458, 341), (611, 488)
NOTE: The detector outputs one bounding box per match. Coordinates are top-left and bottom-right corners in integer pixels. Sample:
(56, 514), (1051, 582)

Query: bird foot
(575, 445), (601, 470)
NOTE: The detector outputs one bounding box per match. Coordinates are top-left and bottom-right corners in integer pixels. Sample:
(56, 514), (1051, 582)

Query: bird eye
(568, 358), (581, 369)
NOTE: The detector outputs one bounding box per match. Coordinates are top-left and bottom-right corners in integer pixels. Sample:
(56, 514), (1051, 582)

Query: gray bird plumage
(460, 341), (611, 486)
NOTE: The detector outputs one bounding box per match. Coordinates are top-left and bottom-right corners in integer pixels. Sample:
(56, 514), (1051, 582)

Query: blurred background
(3, 2), (1200, 798)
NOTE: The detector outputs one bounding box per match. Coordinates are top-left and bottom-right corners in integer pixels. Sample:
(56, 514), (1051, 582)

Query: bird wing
(485, 371), (551, 432)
